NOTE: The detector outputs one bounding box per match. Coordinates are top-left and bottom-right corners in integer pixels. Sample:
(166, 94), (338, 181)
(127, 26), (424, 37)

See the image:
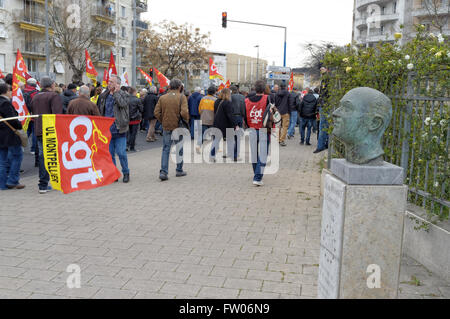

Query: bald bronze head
(332, 87), (392, 165)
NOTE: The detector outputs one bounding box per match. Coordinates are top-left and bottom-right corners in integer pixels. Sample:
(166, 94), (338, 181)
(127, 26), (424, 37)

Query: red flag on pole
(106, 51), (117, 85)
(209, 57), (225, 81)
(288, 72), (294, 92)
(12, 49), (30, 131)
(225, 80), (231, 88)
(0, 68), (4, 79)
(154, 68), (170, 88)
(102, 69), (108, 88)
(85, 49), (98, 86)
(42, 114), (121, 194)
(138, 68), (153, 86)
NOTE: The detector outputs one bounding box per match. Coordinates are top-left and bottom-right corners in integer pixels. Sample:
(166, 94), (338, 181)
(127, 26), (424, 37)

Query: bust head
(332, 87), (392, 165)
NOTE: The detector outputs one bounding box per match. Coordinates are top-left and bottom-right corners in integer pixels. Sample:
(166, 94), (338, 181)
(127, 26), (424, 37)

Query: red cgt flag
(85, 49), (98, 86)
(138, 68), (153, 86)
(209, 57), (225, 82)
(105, 51), (118, 85)
(154, 68), (170, 88)
(225, 80), (231, 88)
(288, 72), (294, 92)
(0, 67), (4, 79)
(42, 114), (121, 194)
(217, 83), (225, 92)
(12, 49), (30, 131)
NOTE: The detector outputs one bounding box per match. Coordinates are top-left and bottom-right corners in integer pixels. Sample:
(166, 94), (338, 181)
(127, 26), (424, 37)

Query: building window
(122, 67), (126, 74)
(393, 1), (397, 13)
(121, 6), (126, 18)
(381, 6), (385, 14)
(0, 0), (4, 8)
(0, 23), (7, 39)
(26, 58), (38, 73)
(0, 54), (5, 71)
(121, 47), (126, 58)
(121, 27), (126, 38)
(380, 25), (384, 34)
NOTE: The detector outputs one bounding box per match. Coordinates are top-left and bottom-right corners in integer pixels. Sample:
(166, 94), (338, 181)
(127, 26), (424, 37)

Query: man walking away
(23, 78), (39, 165)
(67, 85), (101, 116)
(127, 87), (144, 152)
(298, 88), (318, 146)
(62, 83), (78, 114)
(30, 76), (63, 193)
(154, 79), (189, 181)
(274, 83), (293, 146)
(97, 75), (131, 183)
(230, 85), (245, 160)
(0, 83), (25, 190)
(188, 87), (203, 140)
(197, 86), (217, 152)
(287, 88), (300, 139)
(144, 86), (159, 142)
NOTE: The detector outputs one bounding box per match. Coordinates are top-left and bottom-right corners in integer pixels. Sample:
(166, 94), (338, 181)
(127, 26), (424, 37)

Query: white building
(353, 0), (450, 47)
(0, 0), (148, 84)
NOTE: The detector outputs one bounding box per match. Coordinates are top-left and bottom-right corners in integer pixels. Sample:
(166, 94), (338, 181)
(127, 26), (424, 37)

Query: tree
(137, 21), (210, 81)
(422, 0), (450, 33)
(49, 0), (109, 83)
(300, 42), (341, 81)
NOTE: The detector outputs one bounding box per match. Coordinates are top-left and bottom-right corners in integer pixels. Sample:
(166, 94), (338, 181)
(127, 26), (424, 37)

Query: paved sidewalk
(0, 134), (448, 299)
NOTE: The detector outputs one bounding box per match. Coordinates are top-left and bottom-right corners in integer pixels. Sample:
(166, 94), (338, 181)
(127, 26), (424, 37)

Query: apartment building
(0, 0), (148, 84)
(353, 0), (450, 47)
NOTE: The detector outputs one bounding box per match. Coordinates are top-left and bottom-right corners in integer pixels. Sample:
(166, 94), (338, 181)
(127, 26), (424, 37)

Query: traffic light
(222, 12), (227, 28)
(149, 68), (153, 77)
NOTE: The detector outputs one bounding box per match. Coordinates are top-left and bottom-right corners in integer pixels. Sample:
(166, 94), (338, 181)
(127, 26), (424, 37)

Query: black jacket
(231, 93), (246, 118)
(274, 89), (295, 115)
(0, 96), (22, 148)
(128, 95), (144, 122)
(143, 93), (159, 120)
(62, 90), (77, 114)
(214, 99), (236, 138)
(299, 93), (318, 119)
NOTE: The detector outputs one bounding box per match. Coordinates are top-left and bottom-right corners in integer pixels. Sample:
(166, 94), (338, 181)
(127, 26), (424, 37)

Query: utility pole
(132, 0), (137, 87)
(255, 45), (259, 80)
(45, 0), (50, 76)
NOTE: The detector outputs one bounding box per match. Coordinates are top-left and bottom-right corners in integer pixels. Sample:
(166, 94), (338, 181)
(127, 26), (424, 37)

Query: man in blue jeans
(97, 75), (131, 183)
(154, 79), (189, 181)
(0, 83), (25, 190)
(30, 76), (63, 193)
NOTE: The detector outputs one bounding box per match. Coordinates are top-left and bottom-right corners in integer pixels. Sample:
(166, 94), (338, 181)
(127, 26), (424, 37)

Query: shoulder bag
(0, 115), (28, 147)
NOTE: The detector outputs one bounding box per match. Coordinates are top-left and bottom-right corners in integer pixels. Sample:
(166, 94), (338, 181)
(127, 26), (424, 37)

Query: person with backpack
(244, 80), (275, 187)
(298, 88), (318, 146)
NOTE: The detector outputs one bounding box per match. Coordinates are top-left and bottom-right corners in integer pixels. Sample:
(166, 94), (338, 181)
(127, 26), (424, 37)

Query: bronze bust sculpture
(332, 87), (392, 165)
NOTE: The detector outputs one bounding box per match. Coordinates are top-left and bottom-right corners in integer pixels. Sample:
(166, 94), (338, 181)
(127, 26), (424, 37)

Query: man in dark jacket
(314, 67), (330, 153)
(143, 86), (159, 142)
(287, 89), (301, 139)
(298, 88), (318, 146)
(188, 87), (203, 140)
(275, 83), (295, 146)
(127, 87), (144, 152)
(62, 83), (78, 114)
(0, 83), (25, 190)
(97, 74), (131, 183)
(30, 76), (63, 193)
(67, 85), (101, 116)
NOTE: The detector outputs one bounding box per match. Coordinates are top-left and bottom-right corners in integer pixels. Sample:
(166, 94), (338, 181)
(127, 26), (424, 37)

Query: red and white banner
(42, 115), (121, 194)
(209, 57), (225, 81)
(12, 49), (30, 131)
(138, 68), (152, 86)
(288, 72), (294, 92)
(0, 67), (4, 79)
(85, 49), (98, 86)
(154, 68), (169, 88)
(120, 71), (130, 86)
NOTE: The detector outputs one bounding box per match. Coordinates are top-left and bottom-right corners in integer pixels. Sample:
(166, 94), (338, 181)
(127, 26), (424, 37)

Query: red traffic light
(222, 12), (227, 28)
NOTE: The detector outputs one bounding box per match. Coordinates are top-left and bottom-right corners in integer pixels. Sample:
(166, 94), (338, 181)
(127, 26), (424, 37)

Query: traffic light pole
(227, 19), (287, 67)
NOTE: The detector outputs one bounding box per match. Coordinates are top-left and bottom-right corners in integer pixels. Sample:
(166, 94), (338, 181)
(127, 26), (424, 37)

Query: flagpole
(45, 0), (50, 76)
(132, 1), (137, 88)
(0, 115), (40, 123)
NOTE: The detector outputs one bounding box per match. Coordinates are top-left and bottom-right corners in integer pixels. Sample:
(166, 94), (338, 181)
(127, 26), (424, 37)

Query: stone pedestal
(318, 159), (408, 299)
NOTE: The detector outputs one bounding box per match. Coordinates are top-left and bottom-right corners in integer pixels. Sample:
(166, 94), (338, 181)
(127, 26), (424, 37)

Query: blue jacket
(188, 92), (203, 117)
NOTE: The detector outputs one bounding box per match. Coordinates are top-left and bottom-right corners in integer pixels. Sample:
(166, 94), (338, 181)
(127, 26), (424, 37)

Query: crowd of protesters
(0, 67), (330, 192)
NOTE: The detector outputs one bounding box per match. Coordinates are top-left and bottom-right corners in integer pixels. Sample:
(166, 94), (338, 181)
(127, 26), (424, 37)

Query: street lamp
(255, 45), (259, 80)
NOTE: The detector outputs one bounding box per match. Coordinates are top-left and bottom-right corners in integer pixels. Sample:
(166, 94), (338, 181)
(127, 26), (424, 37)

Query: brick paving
(0, 133), (448, 299)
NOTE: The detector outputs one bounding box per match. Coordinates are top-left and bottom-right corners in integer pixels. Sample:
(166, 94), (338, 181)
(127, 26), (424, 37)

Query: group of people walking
(0, 67), (330, 192)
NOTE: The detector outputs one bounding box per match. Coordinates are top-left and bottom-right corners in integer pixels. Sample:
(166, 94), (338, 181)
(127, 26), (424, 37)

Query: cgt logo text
(179, 303), (270, 316)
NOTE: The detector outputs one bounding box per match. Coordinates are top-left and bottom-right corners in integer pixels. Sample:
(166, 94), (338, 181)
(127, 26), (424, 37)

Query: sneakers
(279, 141), (287, 147)
(38, 186), (53, 194)
(159, 173), (169, 181)
(253, 180), (264, 187)
(176, 171), (187, 177)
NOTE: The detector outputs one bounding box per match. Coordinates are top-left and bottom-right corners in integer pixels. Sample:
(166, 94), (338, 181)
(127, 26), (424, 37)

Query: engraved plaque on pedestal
(318, 174), (346, 299)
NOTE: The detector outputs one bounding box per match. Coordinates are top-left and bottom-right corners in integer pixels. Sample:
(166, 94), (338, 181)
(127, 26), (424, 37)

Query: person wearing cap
(62, 83), (78, 114)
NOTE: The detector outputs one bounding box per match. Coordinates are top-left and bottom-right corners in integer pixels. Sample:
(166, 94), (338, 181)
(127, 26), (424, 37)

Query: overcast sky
(142, 0), (354, 68)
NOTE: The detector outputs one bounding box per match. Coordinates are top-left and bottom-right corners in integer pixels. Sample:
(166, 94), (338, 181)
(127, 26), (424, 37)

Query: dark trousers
(37, 137), (50, 190)
(127, 124), (139, 150)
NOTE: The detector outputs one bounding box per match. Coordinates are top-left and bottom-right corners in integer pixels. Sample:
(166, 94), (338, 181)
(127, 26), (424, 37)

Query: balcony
(91, 3), (116, 24)
(136, 0), (148, 13)
(412, 6), (450, 17)
(355, 12), (399, 29)
(13, 40), (46, 59)
(133, 20), (148, 31)
(95, 32), (116, 47)
(356, 0), (391, 11)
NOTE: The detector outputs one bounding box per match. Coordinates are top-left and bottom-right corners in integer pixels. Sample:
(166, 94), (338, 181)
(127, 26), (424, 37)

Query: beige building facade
(0, 0), (148, 85)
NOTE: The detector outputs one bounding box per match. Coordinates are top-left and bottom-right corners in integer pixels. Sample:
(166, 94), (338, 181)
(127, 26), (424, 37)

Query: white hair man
(96, 74), (131, 183)
(67, 85), (100, 116)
